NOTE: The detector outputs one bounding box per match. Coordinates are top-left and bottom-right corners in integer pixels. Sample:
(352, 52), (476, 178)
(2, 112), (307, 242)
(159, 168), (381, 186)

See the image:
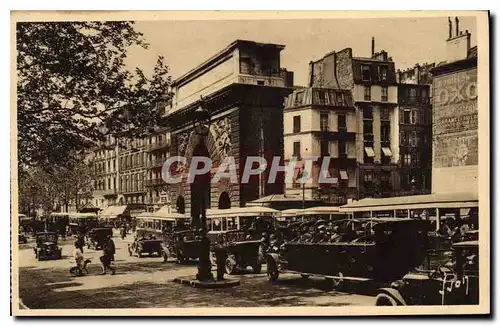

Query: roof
(453, 240), (479, 247)
(206, 206), (280, 218)
(247, 194), (313, 204)
(172, 40), (285, 87)
(340, 192), (478, 212)
(100, 205), (128, 218)
(468, 46), (478, 58)
(68, 213), (98, 219)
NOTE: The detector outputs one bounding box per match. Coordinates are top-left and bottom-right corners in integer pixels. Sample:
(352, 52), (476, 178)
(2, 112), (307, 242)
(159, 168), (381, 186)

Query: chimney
(455, 17), (459, 37)
(448, 17), (452, 39)
(308, 61), (314, 87)
(371, 37), (375, 56)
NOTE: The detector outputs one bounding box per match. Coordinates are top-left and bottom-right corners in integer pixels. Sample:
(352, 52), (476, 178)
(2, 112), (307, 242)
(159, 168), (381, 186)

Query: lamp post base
(196, 235), (214, 282)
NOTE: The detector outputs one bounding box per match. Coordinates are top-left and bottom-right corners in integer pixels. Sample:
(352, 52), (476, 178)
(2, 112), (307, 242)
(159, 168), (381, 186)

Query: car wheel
(225, 255), (237, 275)
(251, 262), (262, 274)
(266, 257), (279, 281)
(375, 293), (399, 306)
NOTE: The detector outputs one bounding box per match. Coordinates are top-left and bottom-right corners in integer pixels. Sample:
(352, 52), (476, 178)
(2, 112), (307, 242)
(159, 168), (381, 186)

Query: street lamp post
(192, 98), (214, 282)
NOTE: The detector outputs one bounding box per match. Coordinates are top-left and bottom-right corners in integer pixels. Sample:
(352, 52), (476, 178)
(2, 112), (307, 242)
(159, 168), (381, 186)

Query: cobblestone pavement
(17, 232), (376, 309)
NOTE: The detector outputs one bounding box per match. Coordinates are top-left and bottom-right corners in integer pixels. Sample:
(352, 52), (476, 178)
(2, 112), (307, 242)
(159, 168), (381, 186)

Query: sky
(125, 16), (477, 87)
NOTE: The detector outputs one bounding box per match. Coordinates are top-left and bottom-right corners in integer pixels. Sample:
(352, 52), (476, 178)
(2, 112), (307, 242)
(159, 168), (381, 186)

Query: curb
(173, 276), (240, 288)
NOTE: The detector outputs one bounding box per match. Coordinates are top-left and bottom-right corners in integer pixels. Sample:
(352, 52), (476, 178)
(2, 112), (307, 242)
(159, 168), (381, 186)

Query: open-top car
(266, 218), (431, 286)
(165, 230), (203, 264)
(375, 240), (479, 306)
(34, 232), (62, 261)
(86, 227), (113, 250)
(128, 238), (167, 261)
(206, 206), (278, 274)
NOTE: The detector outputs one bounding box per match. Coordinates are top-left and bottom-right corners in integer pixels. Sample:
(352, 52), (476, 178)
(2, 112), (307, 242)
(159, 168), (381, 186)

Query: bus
(68, 212), (98, 235)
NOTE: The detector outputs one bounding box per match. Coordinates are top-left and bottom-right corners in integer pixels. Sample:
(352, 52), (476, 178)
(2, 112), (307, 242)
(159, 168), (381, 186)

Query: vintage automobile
(207, 206), (279, 274)
(135, 211), (194, 263)
(128, 238), (167, 261)
(163, 230), (203, 264)
(34, 232), (62, 261)
(86, 227), (113, 250)
(19, 233), (28, 244)
(266, 218), (431, 286)
(375, 240), (479, 306)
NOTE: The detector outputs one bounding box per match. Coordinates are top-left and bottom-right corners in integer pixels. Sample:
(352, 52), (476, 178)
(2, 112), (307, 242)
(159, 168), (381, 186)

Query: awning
(340, 170), (349, 180)
(382, 147), (393, 156)
(100, 205), (127, 219)
(364, 147), (375, 157)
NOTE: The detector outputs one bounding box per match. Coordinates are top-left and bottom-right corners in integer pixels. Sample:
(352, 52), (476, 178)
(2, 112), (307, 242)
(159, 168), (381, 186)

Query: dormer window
(379, 65), (388, 81)
(361, 65), (371, 81)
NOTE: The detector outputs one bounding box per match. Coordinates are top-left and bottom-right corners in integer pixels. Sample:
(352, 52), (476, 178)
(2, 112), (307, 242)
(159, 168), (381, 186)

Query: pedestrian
(100, 235), (116, 275)
(73, 242), (85, 276)
(75, 235), (85, 254)
(214, 242), (228, 281)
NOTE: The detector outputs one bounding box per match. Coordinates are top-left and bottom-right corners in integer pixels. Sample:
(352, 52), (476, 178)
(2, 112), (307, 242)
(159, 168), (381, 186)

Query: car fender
(161, 243), (170, 256)
(377, 288), (407, 306)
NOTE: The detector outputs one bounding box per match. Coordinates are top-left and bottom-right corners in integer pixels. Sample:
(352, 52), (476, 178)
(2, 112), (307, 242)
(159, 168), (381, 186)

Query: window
(400, 131), (407, 145)
(294, 92), (304, 106)
(380, 108), (390, 121)
(363, 107), (373, 119)
(364, 145), (375, 163)
(338, 114), (347, 132)
(293, 116), (301, 133)
(403, 109), (411, 124)
(421, 88), (428, 104)
(411, 153), (419, 168)
(363, 172), (374, 188)
(409, 88), (417, 101)
(381, 86), (388, 102)
(379, 65), (388, 81)
(381, 123), (391, 142)
(363, 120), (373, 135)
(320, 141), (330, 156)
(338, 141), (347, 156)
(316, 90), (326, 105)
(361, 65), (371, 81)
(320, 113), (329, 131)
(257, 80), (265, 86)
(336, 92), (345, 106)
(410, 131), (419, 147)
(403, 154), (412, 166)
(410, 109), (419, 124)
(293, 141), (301, 158)
(364, 86), (371, 100)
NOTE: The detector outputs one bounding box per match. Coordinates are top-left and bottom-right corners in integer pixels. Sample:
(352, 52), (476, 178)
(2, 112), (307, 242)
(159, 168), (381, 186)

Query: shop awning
(364, 147), (375, 157)
(340, 170), (349, 180)
(100, 205), (127, 219)
(382, 147), (392, 156)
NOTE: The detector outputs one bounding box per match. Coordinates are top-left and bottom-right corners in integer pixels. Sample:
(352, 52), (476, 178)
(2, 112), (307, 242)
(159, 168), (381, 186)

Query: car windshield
(240, 215), (275, 232)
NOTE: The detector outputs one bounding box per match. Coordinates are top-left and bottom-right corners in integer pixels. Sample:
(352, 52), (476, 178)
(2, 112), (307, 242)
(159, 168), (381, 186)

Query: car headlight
(391, 280), (404, 289)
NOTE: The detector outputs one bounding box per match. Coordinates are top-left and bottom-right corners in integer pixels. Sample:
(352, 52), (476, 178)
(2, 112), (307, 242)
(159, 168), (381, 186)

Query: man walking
(100, 235), (116, 275)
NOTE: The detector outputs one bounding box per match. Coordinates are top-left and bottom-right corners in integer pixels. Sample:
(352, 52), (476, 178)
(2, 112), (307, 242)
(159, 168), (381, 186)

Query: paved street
(18, 232), (375, 309)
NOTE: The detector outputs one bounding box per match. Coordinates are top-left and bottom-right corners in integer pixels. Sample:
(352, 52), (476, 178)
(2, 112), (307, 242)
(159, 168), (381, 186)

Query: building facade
(430, 20), (478, 194)
(308, 40), (400, 199)
(90, 133), (119, 209)
(283, 88), (358, 205)
(397, 82), (432, 195)
(165, 40), (294, 213)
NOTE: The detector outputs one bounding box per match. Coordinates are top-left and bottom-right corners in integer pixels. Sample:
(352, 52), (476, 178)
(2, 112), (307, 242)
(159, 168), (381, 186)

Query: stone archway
(218, 191), (231, 209)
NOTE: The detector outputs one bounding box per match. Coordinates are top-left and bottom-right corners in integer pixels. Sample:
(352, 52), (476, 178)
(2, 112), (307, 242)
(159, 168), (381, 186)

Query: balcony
(144, 178), (164, 187)
(312, 130), (355, 141)
(146, 159), (165, 169)
(93, 189), (117, 196)
(146, 141), (170, 152)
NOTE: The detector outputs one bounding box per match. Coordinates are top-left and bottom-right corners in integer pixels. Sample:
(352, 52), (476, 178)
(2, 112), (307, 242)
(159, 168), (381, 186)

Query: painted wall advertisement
(433, 68), (478, 168)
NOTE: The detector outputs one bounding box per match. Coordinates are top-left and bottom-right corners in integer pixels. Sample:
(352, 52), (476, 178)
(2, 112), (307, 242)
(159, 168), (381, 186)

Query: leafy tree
(17, 21), (172, 168)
